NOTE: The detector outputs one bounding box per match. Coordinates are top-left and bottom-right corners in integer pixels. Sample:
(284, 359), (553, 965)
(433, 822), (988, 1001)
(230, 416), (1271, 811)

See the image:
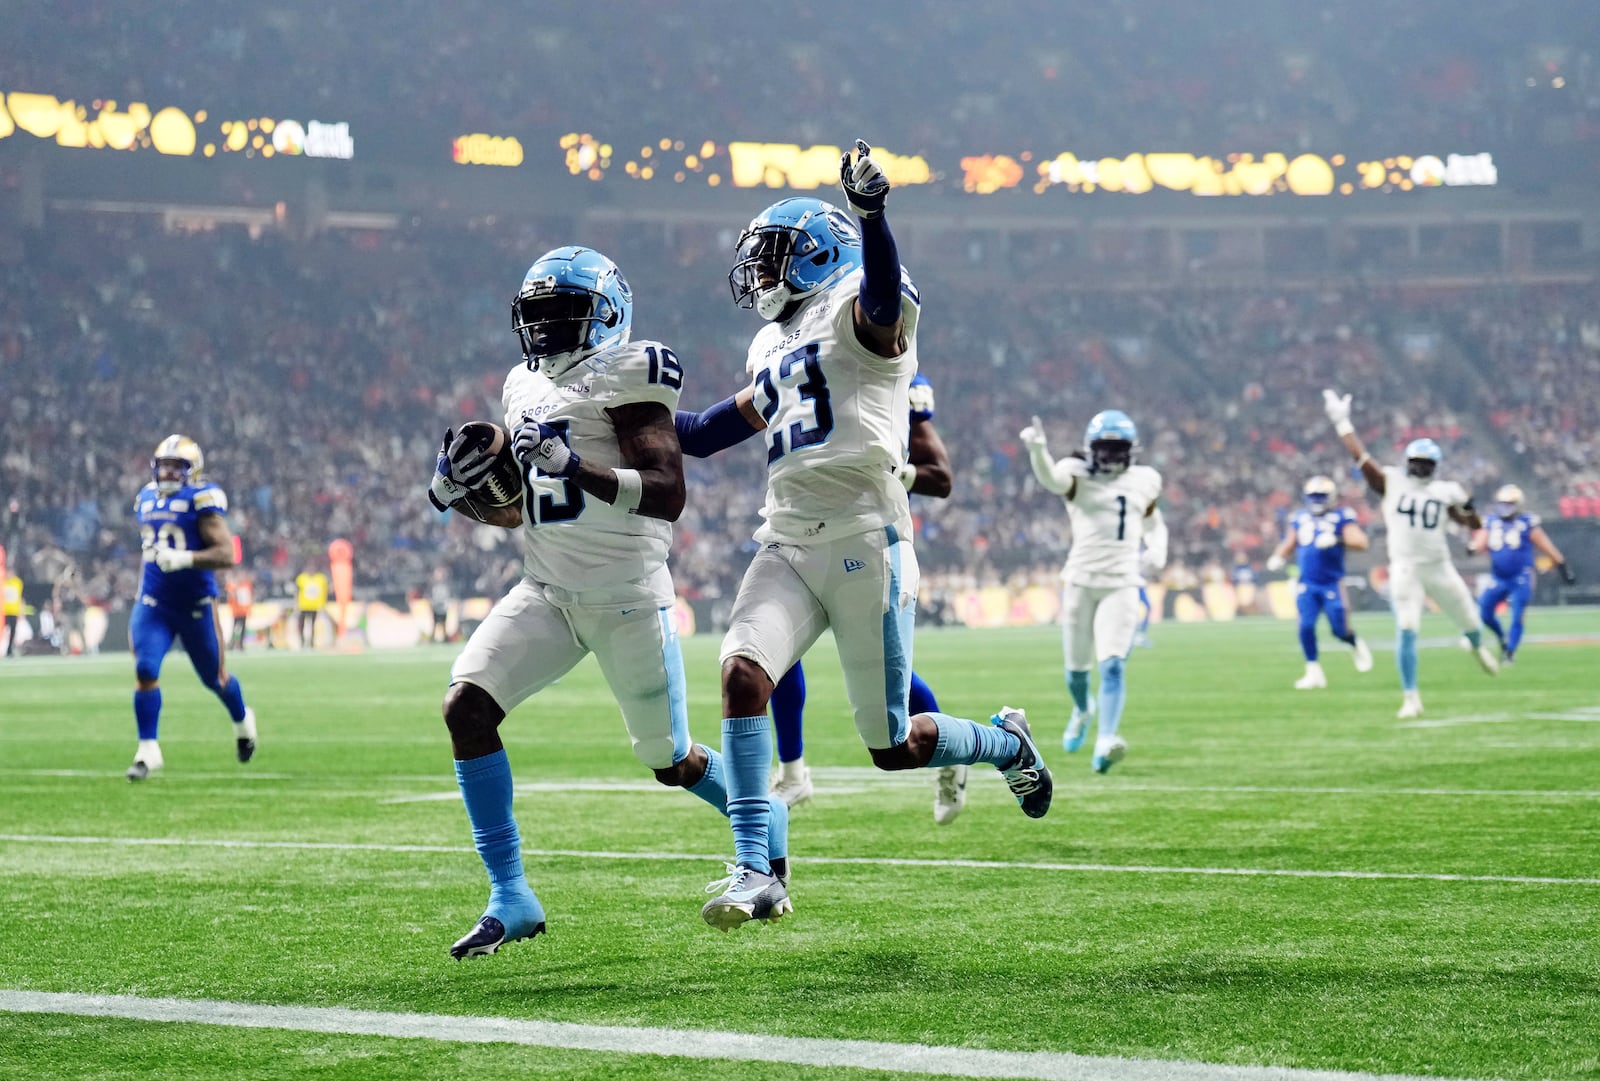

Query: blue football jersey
(1291, 506), (1355, 586)
(135, 481), (228, 605)
(1486, 513), (1538, 579)
(908, 372), (935, 424)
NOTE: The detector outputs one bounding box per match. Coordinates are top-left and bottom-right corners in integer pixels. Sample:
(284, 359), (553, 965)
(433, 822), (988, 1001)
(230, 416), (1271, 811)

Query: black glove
(1558, 562), (1577, 585)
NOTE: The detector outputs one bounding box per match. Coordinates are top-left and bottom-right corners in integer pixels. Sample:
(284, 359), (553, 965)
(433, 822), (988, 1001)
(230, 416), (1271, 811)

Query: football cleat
(1474, 645), (1500, 676)
(933, 765), (968, 825)
(1397, 691), (1424, 720)
(449, 887), (547, 960)
(449, 915), (547, 960)
(126, 743), (163, 782)
(1294, 664), (1327, 690)
(701, 865), (792, 931)
(1062, 705), (1092, 753)
(1351, 637), (1374, 673)
(993, 707), (1052, 818)
(1092, 735), (1128, 774)
(768, 763), (814, 808)
(235, 707), (258, 763)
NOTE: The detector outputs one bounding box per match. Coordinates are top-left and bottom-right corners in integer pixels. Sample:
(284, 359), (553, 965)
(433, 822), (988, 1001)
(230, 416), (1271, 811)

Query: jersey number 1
(1115, 495), (1127, 541)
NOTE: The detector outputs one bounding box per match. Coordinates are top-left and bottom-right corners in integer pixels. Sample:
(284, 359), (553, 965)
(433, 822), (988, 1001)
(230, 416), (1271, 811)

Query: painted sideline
(2, 833), (1597, 887)
(0, 990), (1464, 1081)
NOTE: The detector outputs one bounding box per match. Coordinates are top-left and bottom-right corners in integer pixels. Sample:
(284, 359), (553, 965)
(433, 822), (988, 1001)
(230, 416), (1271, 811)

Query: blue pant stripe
(882, 524), (911, 747)
(659, 608), (692, 764)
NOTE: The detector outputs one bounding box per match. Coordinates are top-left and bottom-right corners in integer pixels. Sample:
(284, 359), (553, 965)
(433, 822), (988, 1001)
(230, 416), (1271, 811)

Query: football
(454, 420), (524, 508)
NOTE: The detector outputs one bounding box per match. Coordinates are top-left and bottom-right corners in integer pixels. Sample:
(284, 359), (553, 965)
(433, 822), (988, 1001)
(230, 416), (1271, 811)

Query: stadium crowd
(10, 0), (1599, 162)
(3, 213), (1597, 630)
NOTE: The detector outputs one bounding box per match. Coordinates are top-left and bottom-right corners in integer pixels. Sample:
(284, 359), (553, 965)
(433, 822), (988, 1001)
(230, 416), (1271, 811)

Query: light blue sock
(1067, 670), (1091, 712)
(134, 687), (161, 741)
(1464, 629), (1482, 650)
(1397, 629), (1419, 691)
(1098, 657), (1127, 738)
(687, 744), (727, 812)
(928, 713), (1021, 767)
(767, 795), (789, 862)
(454, 750), (528, 889)
(721, 715), (772, 875)
(215, 674), (247, 723)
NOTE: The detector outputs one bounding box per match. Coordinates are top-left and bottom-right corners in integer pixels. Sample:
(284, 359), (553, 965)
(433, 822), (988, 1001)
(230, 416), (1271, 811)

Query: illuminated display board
(0, 90), (353, 160)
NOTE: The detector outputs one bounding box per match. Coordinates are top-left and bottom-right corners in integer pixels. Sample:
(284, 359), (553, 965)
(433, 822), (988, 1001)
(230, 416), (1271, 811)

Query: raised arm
(1018, 415), (1087, 497)
(1323, 389), (1385, 495)
(840, 140), (905, 359)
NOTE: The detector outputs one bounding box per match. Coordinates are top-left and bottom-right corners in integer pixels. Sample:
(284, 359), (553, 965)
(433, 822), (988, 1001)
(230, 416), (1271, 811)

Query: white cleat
(768, 763), (814, 808)
(1294, 663), (1327, 690)
(1397, 691), (1424, 720)
(126, 741), (164, 782)
(933, 765), (968, 825)
(1351, 637), (1373, 673)
(1474, 645), (1500, 676)
(1091, 735), (1127, 774)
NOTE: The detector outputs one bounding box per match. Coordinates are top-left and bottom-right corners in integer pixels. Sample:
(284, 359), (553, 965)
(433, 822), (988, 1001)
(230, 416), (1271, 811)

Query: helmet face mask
(729, 198), (861, 321)
(151, 435), (203, 495)
(1083, 410), (1139, 474)
(513, 246), (632, 377)
(1403, 437), (1441, 479)
(1493, 483), (1524, 518)
(1303, 474), (1336, 511)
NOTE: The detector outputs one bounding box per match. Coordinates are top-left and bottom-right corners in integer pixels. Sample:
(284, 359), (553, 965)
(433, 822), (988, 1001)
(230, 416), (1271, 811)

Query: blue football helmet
(1084, 410), (1139, 474)
(1404, 437), (1442, 479)
(1303, 474), (1336, 511)
(151, 434), (204, 495)
(513, 246), (632, 377)
(729, 197), (862, 320)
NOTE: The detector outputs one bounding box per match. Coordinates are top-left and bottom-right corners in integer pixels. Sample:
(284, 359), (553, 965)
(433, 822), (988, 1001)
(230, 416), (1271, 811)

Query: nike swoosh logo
(620, 608), (638, 615)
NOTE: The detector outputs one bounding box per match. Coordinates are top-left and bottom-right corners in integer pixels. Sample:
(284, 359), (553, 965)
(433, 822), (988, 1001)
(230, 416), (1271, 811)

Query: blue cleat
(1062, 705), (1093, 753)
(1091, 735), (1128, 775)
(993, 706), (1052, 818)
(449, 885), (547, 960)
(701, 865), (792, 931)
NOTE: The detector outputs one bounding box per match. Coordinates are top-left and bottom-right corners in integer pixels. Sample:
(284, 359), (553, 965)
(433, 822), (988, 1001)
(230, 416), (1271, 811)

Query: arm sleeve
(1144, 508), (1169, 569)
(675, 394), (760, 458)
(1027, 443), (1088, 494)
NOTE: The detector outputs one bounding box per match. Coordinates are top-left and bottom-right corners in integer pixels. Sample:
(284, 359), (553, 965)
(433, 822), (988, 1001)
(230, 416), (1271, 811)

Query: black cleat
(236, 738), (256, 763)
(993, 706), (1053, 819)
(126, 761), (151, 782)
(449, 916), (546, 960)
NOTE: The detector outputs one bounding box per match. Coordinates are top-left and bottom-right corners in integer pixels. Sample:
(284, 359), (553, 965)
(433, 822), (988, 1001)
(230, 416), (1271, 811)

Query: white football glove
(839, 139), (889, 219)
(1019, 415), (1049, 452)
(1266, 553), (1286, 573)
(153, 547), (194, 572)
(1322, 388), (1354, 435)
(513, 419), (580, 478)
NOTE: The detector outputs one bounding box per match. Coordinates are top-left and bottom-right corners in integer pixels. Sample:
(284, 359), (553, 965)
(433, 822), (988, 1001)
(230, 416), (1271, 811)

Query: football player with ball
(425, 246), (790, 959)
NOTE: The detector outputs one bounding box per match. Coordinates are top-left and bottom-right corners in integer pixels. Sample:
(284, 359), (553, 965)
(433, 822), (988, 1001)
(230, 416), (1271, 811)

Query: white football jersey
(501, 338), (682, 593)
(1061, 464), (1163, 588)
(1380, 465), (1470, 566)
(744, 269), (918, 544)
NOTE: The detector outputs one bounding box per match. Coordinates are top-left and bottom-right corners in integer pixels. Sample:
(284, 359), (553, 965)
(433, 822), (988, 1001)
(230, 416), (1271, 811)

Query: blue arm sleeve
(675, 394), (760, 458)
(857, 213), (902, 327)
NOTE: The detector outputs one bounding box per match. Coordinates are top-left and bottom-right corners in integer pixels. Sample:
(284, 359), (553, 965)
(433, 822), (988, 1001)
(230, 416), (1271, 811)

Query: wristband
(612, 467), (643, 514)
(1356, 452), (1371, 468)
(1334, 419), (1355, 437)
(895, 462), (917, 491)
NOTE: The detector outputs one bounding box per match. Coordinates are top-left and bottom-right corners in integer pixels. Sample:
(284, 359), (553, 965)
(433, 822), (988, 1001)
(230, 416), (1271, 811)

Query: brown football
(455, 420), (524, 508)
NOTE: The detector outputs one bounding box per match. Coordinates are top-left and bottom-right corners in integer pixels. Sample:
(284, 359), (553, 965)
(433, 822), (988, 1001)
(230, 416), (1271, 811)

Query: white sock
(1305, 661), (1324, 675)
(136, 739), (162, 764)
(234, 707), (257, 740)
(780, 757), (807, 781)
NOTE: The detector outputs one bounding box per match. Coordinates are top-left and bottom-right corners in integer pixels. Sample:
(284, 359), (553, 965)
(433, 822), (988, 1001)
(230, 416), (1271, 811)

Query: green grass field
(3, 610), (1599, 1080)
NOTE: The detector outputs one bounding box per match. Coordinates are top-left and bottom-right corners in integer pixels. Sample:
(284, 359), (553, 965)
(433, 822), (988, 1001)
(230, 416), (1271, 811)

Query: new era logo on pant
(843, 558), (866, 573)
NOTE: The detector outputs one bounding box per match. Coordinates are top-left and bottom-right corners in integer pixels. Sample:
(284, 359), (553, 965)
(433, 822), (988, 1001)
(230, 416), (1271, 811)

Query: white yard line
(1, 833), (1595, 887)
(0, 990), (1469, 1081)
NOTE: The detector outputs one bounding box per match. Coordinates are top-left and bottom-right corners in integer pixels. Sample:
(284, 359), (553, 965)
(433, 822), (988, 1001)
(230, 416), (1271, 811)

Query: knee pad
(1098, 656), (1125, 690)
(633, 736), (678, 773)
